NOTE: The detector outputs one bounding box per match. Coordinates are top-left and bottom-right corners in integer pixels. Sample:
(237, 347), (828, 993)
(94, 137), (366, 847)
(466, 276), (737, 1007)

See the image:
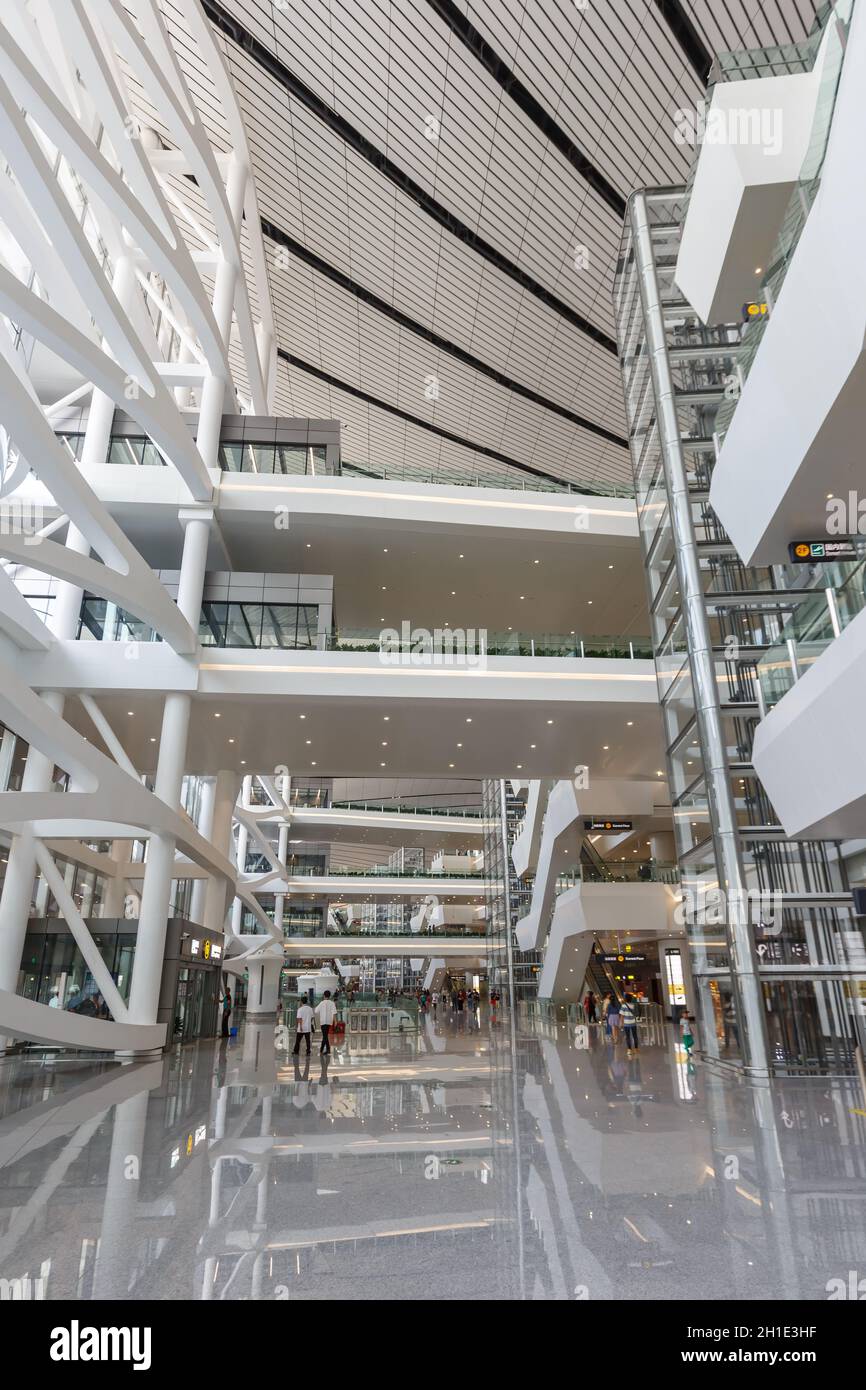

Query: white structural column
(125, 158), (248, 1040)
(245, 957), (282, 1015)
(274, 822), (289, 935)
(231, 774), (253, 936)
(204, 769), (239, 937)
(125, 512), (212, 1035)
(189, 776), (217, 925)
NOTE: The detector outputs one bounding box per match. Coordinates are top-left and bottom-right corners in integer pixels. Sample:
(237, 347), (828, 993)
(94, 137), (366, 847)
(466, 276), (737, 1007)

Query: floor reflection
(0, 1005), (863, 1300)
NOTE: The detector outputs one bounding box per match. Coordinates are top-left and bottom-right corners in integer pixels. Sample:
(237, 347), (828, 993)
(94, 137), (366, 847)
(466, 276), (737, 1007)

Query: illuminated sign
(601, 953), (647, 964)
(742, 301), (768, 320)
(788, 539), (858, 563)
(584, 819), (633, 832)
(202, 939), (211, 961)
(190, 938), (200, 957)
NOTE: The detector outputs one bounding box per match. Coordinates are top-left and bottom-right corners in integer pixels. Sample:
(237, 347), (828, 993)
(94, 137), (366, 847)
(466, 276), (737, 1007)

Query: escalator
(580, 837), (615, 882)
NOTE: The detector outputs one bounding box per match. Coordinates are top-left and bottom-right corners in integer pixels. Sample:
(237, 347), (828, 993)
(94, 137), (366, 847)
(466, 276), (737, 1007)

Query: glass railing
(74, 598), (651, 660)
(341, 459), (634, 498)
(328, 800), (485, 818)
(713, 1), (854, 440)
(56, 427), (634, 497)
(555, 862), (679, 891)
(284, 864), (487, 880)
(280, 923), (486, 937)
(324, 629), (653, 658)
(757, 556), (866, 709)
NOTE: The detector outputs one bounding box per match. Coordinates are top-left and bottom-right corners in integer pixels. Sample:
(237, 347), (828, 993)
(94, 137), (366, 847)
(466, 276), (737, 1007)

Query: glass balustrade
(555, 862), (679, 892)
(74, 596), (651, 660)
(56, 430), (635, 497)
(758, 558), (866, 710)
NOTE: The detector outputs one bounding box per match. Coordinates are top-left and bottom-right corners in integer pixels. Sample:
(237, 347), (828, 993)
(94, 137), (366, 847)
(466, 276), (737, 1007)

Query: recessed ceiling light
(214, 712), (221, 718)
(300, 714), (306, 719)
(530, 743), (536, 749)
(306, 543), (311, 548)
(587, 600), (593, 605)
(305, 739), (312, 745)
(150, 737), (156, 743)
(449, 763), (455, 768)
(608, 564), (614, 569)
(383, 548), (388, 553)
(547, 719), (553, 725)
(240, 760), (246, 765)
(380, 762), (386, 767)
(311, 761), (316, 766)
(457, 742), (462, 748)
(533, 559), (539, 565)
(602, 745), (609, 750)
(519, 595), (525, 600)
(381, 741), (388, 746)
(229, 738), (235, 744)
(466, 717), (472, 723)
(127, 711), (134, 716)
(517, 764), (522, 769)
(627, 721), (633, 727)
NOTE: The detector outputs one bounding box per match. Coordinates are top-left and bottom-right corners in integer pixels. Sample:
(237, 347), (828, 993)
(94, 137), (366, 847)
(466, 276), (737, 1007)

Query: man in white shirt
(315, 990), (338, 1054)
(293, 997), (314, 1055)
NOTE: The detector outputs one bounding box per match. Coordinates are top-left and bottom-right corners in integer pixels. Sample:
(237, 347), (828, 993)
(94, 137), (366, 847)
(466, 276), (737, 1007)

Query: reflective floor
(1, 1006), (865, 1300)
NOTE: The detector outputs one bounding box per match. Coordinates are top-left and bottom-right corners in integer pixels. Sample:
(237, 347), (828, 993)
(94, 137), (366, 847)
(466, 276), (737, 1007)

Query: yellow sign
(203, 939), (211, 960)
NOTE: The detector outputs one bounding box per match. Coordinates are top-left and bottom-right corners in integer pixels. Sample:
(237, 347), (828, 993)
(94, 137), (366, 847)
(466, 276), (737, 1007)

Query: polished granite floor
(0, 1005), (865, 1300)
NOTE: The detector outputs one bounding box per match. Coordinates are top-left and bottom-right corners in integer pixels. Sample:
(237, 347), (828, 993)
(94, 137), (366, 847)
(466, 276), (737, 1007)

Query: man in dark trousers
(315, 989), (337, 1054)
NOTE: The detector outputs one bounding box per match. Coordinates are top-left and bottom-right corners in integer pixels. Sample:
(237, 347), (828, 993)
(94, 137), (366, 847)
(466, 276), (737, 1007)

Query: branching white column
(204, 769), (239, 938)
(274, 822), (289, 936)
(0, 256), (137, 1047)
(189, 776), (217, 926)
(231, 773), (253, 936)
(125, 511), (211, 1037)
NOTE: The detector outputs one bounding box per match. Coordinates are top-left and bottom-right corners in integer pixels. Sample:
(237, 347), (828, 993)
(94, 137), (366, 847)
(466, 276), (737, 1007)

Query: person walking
(584, 989), (597, 1024)
(621, 993), (639, 1057)
(603, 992), (621, 1044)
(316, 989), (337, 1054)
(293, 996), (314, 1055)
(221, 985), (232, 1038)
(681, 1012), (696, 1061)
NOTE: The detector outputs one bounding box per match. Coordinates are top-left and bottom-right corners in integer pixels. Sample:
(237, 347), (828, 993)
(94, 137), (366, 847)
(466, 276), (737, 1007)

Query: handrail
(74, 597), (653, 660)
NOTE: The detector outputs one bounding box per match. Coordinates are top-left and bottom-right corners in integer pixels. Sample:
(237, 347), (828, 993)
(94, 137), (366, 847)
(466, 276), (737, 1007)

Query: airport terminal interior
(0, 0), (865, 1305)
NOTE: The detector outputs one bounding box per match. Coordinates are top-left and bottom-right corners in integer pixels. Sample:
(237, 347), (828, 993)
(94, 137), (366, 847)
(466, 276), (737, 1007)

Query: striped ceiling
(155, 0), (821, 491)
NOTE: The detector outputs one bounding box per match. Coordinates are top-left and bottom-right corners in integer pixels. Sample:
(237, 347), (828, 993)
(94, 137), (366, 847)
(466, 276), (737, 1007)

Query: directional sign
(788, 539), (858, 563)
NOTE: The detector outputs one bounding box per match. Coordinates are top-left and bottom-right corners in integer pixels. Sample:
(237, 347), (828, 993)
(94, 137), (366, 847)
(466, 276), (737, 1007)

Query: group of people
(583, 987), (698, 1060)
(581, 988), (641, 1056)
(292, 989), (338, 1055)
(426, 987), (482, 1015)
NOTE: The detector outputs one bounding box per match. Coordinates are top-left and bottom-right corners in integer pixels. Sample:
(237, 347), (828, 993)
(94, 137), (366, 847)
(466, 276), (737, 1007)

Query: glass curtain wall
(614, 188), (863, 1076)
